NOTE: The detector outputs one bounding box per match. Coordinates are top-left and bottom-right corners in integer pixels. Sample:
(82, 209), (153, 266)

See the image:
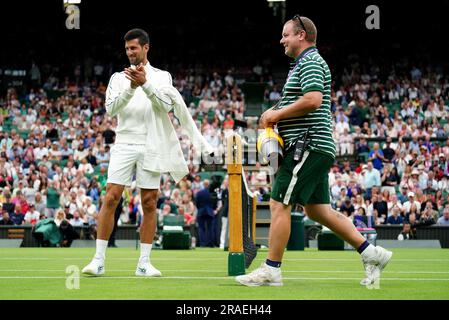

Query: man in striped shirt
(236, 15), (392, 288)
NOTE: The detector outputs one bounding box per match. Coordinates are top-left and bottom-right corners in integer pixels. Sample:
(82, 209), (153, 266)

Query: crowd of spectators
(1, 59), (449, 248)
(320, 63), (449, 232)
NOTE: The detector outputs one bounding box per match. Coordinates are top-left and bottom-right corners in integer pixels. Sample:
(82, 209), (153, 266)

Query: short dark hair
(124, 28), (149, 46)
(289, 16), (317, 43)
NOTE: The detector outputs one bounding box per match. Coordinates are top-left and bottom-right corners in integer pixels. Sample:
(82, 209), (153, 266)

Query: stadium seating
(317, 229), (345, 250)
(161, 214), (191, 249)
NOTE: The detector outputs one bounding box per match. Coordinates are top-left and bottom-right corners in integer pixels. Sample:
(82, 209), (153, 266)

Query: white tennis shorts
(107, 143), (161, 189)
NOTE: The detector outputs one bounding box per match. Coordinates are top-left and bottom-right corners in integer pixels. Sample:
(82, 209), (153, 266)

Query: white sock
(139, 243), (152, 264)
(94, 239), (108, 262)
(361, 244), (376, 259)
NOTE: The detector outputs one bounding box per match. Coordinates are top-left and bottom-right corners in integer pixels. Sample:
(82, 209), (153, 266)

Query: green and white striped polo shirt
(277, 46), (336, 159)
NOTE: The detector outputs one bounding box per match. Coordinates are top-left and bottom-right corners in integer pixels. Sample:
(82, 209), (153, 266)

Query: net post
(227, 133), (245, 276)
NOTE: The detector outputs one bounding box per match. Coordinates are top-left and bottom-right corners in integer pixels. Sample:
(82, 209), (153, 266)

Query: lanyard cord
(285, 48), (318, 89)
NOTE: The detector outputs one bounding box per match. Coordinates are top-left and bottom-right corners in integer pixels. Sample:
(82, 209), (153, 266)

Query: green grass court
(1, 248), (449, 300)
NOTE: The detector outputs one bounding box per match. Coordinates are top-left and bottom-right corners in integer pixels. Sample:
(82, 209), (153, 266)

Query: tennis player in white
(82, 28), (180, 277)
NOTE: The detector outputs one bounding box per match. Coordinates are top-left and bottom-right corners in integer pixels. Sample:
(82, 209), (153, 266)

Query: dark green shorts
(271, 149), (334, 206)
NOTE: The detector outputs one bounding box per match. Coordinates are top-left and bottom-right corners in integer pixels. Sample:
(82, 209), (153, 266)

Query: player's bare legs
(139, 189), (158, 243)
(304, 204), (365, 248)
(236, 201), (392, 286)
(96, 183), (125, 240)
(135, 188), (161, 277)
(267, 199), (292, 262)
(305, 204), (392, 287)
(262, 201), (366, 263)
(235, 199), (289, 286)
(82, 183), (124, 276)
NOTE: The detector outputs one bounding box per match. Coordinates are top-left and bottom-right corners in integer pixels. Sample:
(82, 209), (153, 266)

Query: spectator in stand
(14, 191), (30, 214)
(54, 209), (66, 227)
(60, 143), (73, 160)
(424, 170), (438, 190)
(69, 209), (86, 227)
(160, 181), (173, 199)
(84, 196), (98, 225)
(45, 181), (60, 218)
(10, 204), (25, 225)
(388, 194), (404, 216)
(180, 194), (196, 222)
(34, 192), (46, 216)
(63, 160), (77, 179)
(362, 161), (381, 200)
(347, 101), (363, 127)
(330, 178), (345, 201)
(269, 85), (281, 103)
(170, 188), (183, 208)
(418, 202), (437, 227)
(33, 141), (49, 161)
(346, 178), (361, 198)
(338, 128), (353, 155)
(95, 166), (108, 191)
(404, 205), (421, 229)
(191, 175), (203, 194)
(403, 191), (421, 215)
(386, 206), (403, 225)
(382, 137), (396, 163)
(397, 223), (416, 240)
(353, 194), (366, 212)
(373, 193), (388, 224)
(78, 157), (94, 175)
(368, 143), (385, 171)
(353, 207), (373, 228)
(85, 149), (98, 167)
(2, 191), (15, 215)
(0, 210), (14, 225)
(356, 137), (371, 155)
(67, 189), (80, 215)
(335, 115), (350, 137)
(381, 165), (399, 195)
(423, 180), (437, 196)
(74, 144), (88, 162)
(437, 205), (449, 225)
(48, 142), (62, 161)
(407, 168), (421, 192)
(339, 197), (355, 218)
(24, 203), (40, 225)
(96, 147), (110, 169)
(421, 200), (439, 221)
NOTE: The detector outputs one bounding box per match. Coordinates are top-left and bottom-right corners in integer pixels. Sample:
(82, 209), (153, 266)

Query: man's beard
(129, 56), (142, 66)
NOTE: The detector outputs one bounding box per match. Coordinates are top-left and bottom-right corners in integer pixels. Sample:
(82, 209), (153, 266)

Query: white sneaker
(135, 262), (162, 277)
(360, 246), (393, 286)
(235, 263), (283, 287)
(82, 259), (105, 276)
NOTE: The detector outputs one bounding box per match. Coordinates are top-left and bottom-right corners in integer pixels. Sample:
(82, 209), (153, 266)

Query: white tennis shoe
(82, 259), (105, 276)
(360, 245), (393, 287)
(235, 263), (283, 287)
(135, 262), (162, 277)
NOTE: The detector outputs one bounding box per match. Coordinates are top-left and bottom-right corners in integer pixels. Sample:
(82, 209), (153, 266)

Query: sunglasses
(293, 14), (307, 34)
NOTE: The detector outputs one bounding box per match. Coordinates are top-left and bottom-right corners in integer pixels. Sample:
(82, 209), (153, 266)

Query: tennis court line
(1, 276), (449, 281)
(1, 269), (449, 275)
(1, 257), (449, 262)
(0, 257), (227, 260)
